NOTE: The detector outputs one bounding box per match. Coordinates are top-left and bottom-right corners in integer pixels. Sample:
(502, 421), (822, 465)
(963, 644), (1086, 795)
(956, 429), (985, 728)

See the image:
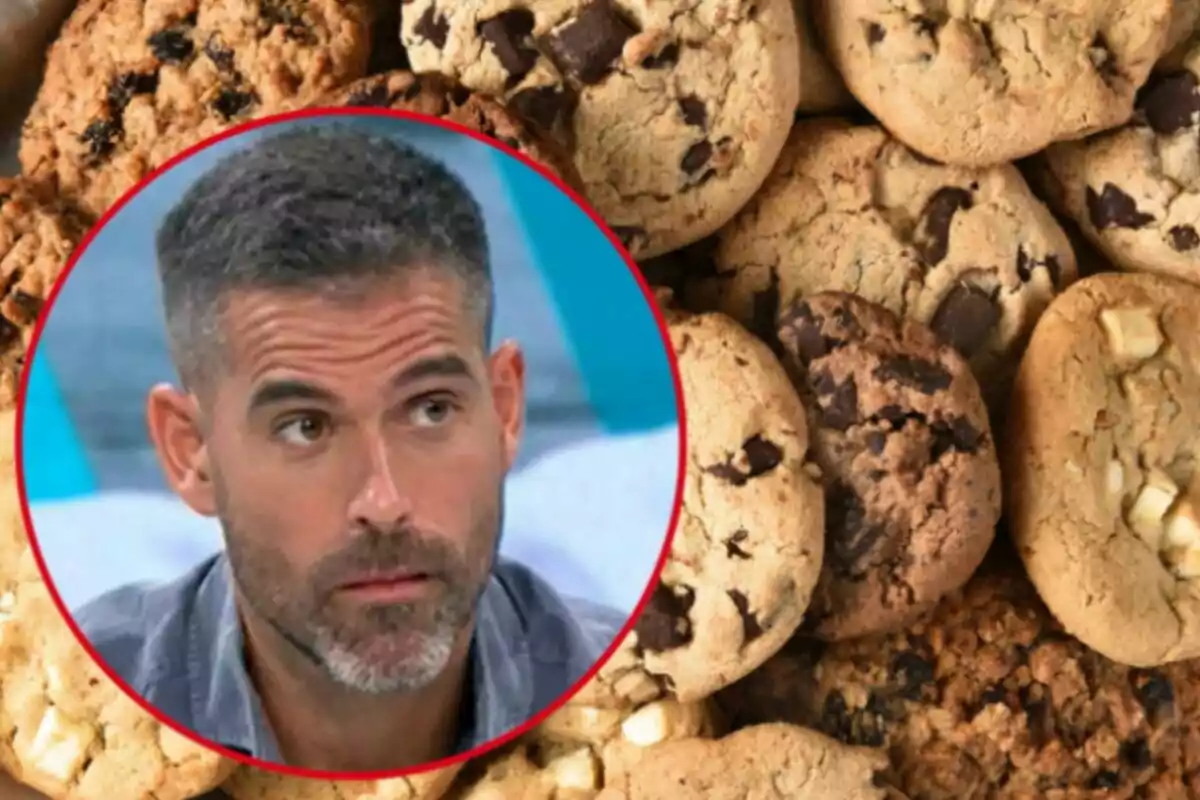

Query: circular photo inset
(17, 109), (682, 780)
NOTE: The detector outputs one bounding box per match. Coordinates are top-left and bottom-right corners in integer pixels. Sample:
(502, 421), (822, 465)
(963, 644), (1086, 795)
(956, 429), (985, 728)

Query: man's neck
(238, 607), (473, 772)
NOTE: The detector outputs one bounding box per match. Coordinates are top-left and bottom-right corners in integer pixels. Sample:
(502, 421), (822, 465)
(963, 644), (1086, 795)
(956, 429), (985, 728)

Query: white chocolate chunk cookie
(222, 764), (461, 800)
(814, 0), (1174, 166)
(1007, 272), (1200, 667)
(400, 0), (800, 259)
(596, 723), (894, 799)
(685, 119), (1078, 411)
(1036, 35), (1200, 287)
(601, 310), (823, 702)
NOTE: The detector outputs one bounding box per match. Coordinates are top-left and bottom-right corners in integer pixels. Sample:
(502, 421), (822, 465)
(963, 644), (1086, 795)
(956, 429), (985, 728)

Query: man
(73, 124), (627, 773)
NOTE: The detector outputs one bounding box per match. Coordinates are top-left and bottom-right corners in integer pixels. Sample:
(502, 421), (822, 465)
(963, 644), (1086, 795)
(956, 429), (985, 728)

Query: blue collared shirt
(73, 553), (626, 765)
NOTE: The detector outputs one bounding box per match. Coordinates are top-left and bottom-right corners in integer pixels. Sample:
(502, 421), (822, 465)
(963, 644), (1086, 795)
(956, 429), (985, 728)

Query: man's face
(184, 271), (521, 693)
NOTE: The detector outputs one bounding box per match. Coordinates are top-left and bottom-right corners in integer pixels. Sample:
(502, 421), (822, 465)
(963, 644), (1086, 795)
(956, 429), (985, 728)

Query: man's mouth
(337, 570), (435, 602)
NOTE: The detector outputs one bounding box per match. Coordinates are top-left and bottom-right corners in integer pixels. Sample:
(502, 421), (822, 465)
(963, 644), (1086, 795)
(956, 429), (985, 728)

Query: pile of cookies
(2, 0), (1200, 797)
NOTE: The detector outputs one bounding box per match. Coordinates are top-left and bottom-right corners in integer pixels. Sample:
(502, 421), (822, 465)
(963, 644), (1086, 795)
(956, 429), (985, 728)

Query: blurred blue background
(21, 114), (680, 615)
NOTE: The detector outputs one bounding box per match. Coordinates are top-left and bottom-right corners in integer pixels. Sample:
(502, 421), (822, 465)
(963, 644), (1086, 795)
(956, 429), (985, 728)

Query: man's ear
(488, 341), (525, 471)
(146, 384), (216, 516)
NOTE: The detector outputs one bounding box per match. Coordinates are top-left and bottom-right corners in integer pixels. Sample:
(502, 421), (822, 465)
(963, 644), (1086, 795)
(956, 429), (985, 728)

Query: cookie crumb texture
(310, 71), (581, 186)
(599, 723), (892, 799)
(400, 0), (801, 259)
(612, 311), (824, 703)
(222, 763), (461, 800)
(0, 179), (84, 410)
(1038, 35), (1200, 287)
(815, 0), (1174, 166)
(715, 564), (1200, 798)
(686, 120), (1078, 412)
(0, 461), (233, 800)
(778, 292), (1001, 641)
(19, 0), (372, 218)
(1007, 272), (1200, 668)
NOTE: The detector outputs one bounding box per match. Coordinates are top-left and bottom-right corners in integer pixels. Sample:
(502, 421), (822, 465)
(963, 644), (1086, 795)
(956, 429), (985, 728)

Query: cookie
(222, 765), (461, 800)
(715, 560), (1200, 799)
(19, 0), (372, 217)
(1006, 272), (1200, 667)
(400, 0), (800, 259)
(310, 71), (580, 184)
(775, 292), (1001, 640)
(792, 0), (854, 114)
(1159, 0), (1200, 69)
(814, 0), (1174, 166)
(596, 723), (894, 800)
(0, 178), (84, 408)
(684, 120), (1078, 412)
(1035, 38), (1200, 287)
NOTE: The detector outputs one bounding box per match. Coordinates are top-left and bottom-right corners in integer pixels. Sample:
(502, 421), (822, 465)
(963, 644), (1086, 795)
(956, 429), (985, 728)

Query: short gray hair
(155, 124), (492, 388)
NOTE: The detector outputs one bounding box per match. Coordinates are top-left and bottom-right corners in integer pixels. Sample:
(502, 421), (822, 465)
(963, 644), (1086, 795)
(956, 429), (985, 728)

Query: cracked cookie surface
(715, 560), (1200, 799)
(222, 764), (461, 800)
(777, 292), (1000, 641)
(310, 71), (580, 185)
(1036, 36), (1200, 287)
(1007, 272), (1200, 667)
(814, 0), (1174, 166)
(684, 120), (1077, 412)
(604, 310), (823, 703)
(0, 179), (85, 410)
(400, 0), (800, 259)
(19, 0), (372, 218)
(596, 723), (893, 800)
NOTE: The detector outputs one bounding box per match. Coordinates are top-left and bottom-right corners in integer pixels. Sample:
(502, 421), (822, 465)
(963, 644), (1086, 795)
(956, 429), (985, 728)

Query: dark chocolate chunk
(813, 372), (859, 431)
(890, 651), (935, 700)
(203, 36), (235, 72)
(678, 95), (706, 128)
(0, 316), (19, 346)
(642, 41), (679, 68)
(929, 283), (1000, 357)
(1087, 183), (1155, 230)
(212, 88), (256, 120)
(1137, 70), (1200, 135)
(1169, 224), (1200, 252)
(147, 26), (195, 63)
(724, 529), (751, 559)
(510, 85), (577, 133)
(872, 356), (953, 394)
(914, 187), (972, 265)
(929, 416), (983, 461)
(547, 0), (637, 85)
(1132, 670), (1175, 722)
(1015, 248), (1063, 287)
(681, 140), (713, 175)
(1020, 693), (1053, 748)
(261, 0), (312, 42)
(345, 83), (393, 107)
(633, 583), (695, 651)
(978, 684), (1008, 708)
(825, 482), (883, 576)
(866, 21), (886, 44)
(727, 589), (764, 644)
(1122, 737), (1152, 769)
(704, 434), (783, 486)
(779, 300), (830, 363)
(8, 292), (41, 324)
(1088, 771), (1120, 790)
(865, 430), (887, 454)
(821, 692), (888, 747)
(413, 5), (450, 48)
(80, 120), (121, 161)
(478, 9), (539, 86)
(107, 72), (158, 115)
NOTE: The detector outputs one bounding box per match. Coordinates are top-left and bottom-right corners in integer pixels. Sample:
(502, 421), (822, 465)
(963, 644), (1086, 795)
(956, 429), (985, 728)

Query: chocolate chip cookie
(0, 178), (85, 409)
(1007, 272), (1200, 668)
(1034, 37), (1200, 287)
(596, 723), (895, 800)
(400, 0), (800, 259)
(20, 0), (372, 218)
(222, 764), (461, 800)
(814, 0), (1174, 166)
(605, 310), (824, 703)
(715, 559), (1200, 799)
(684, 120), (1077, 412)
(310, 71), (579, 185)
(776, 292), (1001, 641)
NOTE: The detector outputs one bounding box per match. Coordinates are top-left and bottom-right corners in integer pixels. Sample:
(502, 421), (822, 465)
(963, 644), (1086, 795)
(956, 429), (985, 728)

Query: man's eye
(276, 414), (329, 446)
(411, 397), (456, 427)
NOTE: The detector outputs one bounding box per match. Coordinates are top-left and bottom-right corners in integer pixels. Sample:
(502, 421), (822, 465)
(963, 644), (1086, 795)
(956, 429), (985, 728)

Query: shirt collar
(187, 553), (536, 763)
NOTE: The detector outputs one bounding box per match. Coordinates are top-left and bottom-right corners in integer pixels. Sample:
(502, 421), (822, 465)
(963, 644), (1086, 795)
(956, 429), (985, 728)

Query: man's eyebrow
(390, 354), (475, 389)
(247, 380), (338, 414)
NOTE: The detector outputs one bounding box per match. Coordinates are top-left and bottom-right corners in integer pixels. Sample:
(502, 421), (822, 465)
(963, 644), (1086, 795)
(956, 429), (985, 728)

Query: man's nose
(347, 433), (412, 528)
